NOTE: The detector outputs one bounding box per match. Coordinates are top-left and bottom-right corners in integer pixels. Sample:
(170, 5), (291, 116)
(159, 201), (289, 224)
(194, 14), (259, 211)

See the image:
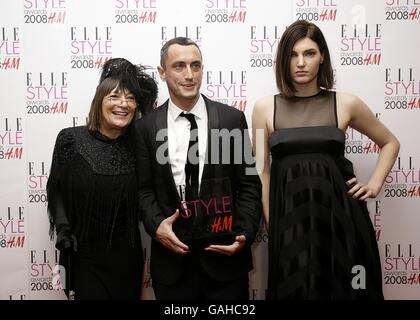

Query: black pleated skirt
(267, 153), (384, 300)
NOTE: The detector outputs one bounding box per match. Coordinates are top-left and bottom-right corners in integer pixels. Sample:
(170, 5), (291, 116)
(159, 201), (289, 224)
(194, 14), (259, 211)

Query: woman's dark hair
(87, 77), (125, 132)
(275, 20), (333, 98)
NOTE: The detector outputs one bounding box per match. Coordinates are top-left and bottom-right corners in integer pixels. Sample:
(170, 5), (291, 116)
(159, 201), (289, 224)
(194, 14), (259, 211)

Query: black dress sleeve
(47, 128), (76, 250)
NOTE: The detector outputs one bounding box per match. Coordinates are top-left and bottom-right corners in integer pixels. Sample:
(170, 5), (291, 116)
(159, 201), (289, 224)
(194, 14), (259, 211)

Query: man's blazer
(135, 95), (262, 285)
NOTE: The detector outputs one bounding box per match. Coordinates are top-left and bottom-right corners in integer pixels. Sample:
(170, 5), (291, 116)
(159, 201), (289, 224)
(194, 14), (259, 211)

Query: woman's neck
(293, 83), (320, 98)
(99, 127), (125, 140)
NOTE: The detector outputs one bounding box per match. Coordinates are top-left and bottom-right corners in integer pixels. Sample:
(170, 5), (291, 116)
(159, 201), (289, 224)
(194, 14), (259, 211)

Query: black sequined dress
(47, 126), (143, 299)
(267, 90), (383, 299)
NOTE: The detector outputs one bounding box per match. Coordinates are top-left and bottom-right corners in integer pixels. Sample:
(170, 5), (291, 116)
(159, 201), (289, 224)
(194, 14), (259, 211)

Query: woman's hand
(346, 177), (381, 201)
(56, 229), (78, 252)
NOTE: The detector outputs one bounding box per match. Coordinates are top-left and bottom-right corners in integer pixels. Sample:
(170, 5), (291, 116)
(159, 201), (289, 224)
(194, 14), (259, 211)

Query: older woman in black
(47, 58), (157, 299)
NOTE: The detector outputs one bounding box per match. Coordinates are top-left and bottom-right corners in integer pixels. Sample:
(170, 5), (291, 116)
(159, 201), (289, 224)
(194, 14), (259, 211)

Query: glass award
(173, 177), (235, 248)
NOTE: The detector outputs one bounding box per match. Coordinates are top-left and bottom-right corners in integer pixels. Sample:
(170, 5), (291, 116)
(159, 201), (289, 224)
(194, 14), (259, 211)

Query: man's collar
(168, 95), (206, 121)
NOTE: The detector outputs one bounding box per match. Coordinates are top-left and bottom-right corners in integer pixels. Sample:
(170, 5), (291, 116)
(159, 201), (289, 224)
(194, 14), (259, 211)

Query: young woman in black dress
(252, 20), (399, 299)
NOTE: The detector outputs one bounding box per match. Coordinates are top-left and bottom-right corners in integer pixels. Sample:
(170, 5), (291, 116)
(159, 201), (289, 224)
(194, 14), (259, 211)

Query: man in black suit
(135, 37), (262, 299)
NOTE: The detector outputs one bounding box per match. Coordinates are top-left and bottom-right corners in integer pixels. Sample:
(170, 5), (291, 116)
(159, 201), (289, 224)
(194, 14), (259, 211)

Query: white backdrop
(0, 0), (419, 300)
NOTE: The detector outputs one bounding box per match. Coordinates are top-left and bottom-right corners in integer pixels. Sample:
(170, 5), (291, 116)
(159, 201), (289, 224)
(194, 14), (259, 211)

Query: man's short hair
(160, 37), (202, 68)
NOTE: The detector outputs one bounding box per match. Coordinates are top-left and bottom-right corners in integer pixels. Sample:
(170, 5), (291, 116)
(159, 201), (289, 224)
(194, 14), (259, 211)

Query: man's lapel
(201, 95), (219, 187)
(155, 102), (180, 205)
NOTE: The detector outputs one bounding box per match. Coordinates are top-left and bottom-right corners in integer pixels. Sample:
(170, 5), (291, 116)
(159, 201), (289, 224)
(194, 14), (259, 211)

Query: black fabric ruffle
(268, 127), (383, 300)
(47, 126), (140, 250)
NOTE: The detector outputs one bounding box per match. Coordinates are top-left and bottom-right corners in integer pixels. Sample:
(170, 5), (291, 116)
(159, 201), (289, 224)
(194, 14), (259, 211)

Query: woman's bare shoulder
(253, 95), (274, 112)
(336, 91), (362, 107)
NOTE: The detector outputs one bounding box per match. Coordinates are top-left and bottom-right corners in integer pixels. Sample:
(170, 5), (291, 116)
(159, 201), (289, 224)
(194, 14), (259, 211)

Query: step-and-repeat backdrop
(0, 0), (419, 300)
